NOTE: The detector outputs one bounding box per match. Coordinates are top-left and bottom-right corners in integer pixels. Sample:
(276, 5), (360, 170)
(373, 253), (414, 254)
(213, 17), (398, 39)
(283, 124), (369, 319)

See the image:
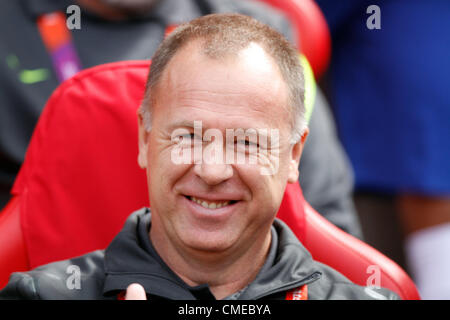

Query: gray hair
(139, 13), (306, 143)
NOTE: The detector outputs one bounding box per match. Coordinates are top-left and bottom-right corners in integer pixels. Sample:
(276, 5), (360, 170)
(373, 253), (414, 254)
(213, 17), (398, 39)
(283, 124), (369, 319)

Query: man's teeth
(190, 196), (230, 209)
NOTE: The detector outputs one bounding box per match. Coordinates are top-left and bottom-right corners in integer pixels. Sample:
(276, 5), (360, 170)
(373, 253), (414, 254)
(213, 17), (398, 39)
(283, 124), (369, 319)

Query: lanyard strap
(37, 12), (82, 83)
(285, 284), (308, 300)
(34, 0), (212, 83)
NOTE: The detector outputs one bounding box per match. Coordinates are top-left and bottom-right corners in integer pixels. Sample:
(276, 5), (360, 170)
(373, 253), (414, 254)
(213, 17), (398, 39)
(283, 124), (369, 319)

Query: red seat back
(12, 61), (151, 268)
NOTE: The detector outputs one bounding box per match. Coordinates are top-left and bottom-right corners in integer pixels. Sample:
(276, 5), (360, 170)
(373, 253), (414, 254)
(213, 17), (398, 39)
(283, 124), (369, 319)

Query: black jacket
(0, 208), (397, 300)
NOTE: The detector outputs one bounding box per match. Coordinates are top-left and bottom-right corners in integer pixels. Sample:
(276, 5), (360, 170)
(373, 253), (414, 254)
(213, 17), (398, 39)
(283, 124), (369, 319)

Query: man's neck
(149, 226), (272, 300)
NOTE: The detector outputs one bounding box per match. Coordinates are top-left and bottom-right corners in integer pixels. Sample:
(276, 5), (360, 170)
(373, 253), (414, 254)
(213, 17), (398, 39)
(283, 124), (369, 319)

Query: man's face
(138, 42), (306, 258)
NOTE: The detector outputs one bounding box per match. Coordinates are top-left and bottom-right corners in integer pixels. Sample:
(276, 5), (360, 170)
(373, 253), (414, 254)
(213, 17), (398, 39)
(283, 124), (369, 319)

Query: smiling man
(136, 16), (306, 299)
(0, 13), (397, 300)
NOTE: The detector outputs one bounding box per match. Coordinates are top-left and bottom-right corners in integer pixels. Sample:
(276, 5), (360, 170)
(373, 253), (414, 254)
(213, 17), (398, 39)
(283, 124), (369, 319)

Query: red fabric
(0, 197), (29, 289)
(13, 62), (151, 268)
(276, 182), (306, 244)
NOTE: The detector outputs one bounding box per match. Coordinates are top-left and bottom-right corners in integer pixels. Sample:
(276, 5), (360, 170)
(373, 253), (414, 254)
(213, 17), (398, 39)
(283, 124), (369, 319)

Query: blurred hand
(125, 283), (147, 300)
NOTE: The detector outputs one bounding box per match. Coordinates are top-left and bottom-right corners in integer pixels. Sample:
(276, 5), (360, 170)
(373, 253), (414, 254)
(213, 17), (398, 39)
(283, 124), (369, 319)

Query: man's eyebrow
(168, 120), (197, 131)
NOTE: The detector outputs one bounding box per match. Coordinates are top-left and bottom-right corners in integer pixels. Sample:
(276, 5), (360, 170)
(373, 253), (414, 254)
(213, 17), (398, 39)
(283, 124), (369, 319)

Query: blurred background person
(316, 0), (450, 299)
(0, 0), (362, 238)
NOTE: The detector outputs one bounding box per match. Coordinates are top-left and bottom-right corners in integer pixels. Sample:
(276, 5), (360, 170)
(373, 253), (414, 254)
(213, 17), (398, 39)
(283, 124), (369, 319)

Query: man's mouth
(186, 196), (238, 209)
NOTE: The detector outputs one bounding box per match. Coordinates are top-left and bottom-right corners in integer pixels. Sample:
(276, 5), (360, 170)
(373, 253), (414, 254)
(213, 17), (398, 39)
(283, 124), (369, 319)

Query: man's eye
(177, 133), (202, 144)
(179, 133), (199, 140)
(236, 139), (258, 147)
(181, 133), (194, 139)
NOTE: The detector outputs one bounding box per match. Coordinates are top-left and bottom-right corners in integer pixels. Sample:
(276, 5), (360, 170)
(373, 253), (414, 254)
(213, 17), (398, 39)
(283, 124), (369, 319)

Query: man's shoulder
(0, 250), (108, 300)
(309, 261), (400, 300)
(270, 219), (400, 300)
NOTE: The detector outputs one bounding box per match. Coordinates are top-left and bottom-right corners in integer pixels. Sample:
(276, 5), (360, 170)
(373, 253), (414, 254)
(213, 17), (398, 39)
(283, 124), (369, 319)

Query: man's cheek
(257, 152), (279, 176)
(257, 130), (281, 176)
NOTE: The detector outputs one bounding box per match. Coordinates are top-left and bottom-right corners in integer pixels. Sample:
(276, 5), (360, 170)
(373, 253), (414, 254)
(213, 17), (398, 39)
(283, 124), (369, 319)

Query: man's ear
(137, 110), (150, 169)
(287, 127), (309, 183)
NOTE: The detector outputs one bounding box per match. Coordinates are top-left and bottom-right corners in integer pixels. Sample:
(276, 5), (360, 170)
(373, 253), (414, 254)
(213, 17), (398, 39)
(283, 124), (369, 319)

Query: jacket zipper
(250, 271), (322, 300)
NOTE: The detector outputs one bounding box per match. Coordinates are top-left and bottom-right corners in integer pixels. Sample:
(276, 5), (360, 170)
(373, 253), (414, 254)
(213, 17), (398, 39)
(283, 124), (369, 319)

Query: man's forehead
(147, 38), (292, 137)
(163, 39), (280, 77)
(155, 40), (289, 109)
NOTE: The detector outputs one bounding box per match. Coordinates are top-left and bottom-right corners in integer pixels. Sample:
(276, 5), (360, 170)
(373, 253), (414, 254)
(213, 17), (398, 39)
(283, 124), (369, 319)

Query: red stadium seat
(0, 61), (420, 299)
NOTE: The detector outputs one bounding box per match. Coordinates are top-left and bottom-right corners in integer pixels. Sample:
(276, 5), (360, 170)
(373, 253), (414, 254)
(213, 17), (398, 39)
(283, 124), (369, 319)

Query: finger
(125, 283), (147, 300)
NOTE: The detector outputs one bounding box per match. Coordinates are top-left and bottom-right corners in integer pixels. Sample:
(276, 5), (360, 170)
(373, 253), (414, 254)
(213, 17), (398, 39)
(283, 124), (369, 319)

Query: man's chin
(179, 232), (239, 255)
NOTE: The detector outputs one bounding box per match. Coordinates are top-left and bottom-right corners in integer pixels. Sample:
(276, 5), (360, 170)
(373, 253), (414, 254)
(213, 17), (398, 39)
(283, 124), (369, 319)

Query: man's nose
(193, 160), (233, 186)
